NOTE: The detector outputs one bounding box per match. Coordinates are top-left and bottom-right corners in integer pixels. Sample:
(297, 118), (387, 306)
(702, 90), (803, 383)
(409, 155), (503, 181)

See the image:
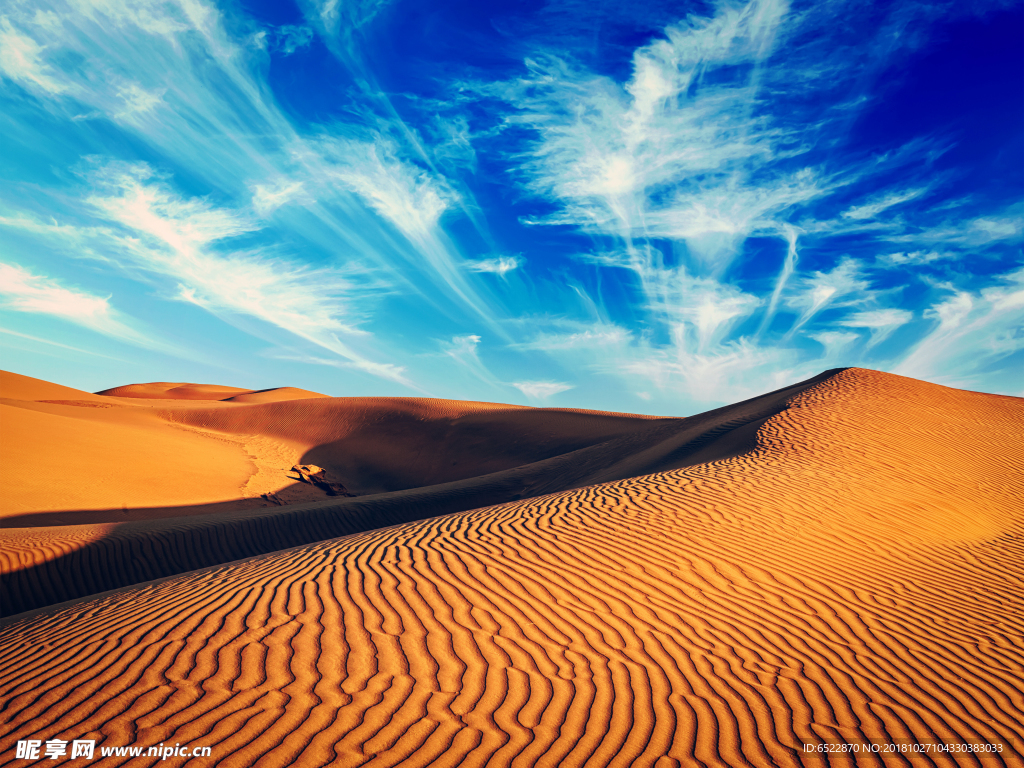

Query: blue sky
(1, 0), (1021, 414)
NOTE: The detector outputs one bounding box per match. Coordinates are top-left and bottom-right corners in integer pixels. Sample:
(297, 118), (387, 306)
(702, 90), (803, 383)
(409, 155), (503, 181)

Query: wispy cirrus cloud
(892, 207), (1024, 249)
(783, 258), (872, 337)
(2, 0), (504, 323)
(467, 256), (521, 275)
(757, 224), (800, 336)
(268, 25), (313, 56)
(840, 308), (913, 348)
(249, 180), (313, 218)
(0, 16), (67, 94)
(658, 270), (762, 354)
(894, 268), (1024, 389)
(809, 331), (861, 363)
(460, 0), (924, 407)
(78, 159), (417, 380)
(0, 0), (513, 381)
(292, 133), (503, 326)
(452, 0), (1020, 409)
(0, 325), (125, 361)
(616, 337), (799, 406)
(512, 380), (574, 401)
(841, 188), (928, 221)
(298, 0), (394, 44)
(516, 323), (631, 352)
(483, 0), (824, 272)
(875, 250), (953, 268)
(0, 261), (168, 351)
(438, 333), (502, 386)
(263, 350), (414, 387)
(0, 0), (1018, 410)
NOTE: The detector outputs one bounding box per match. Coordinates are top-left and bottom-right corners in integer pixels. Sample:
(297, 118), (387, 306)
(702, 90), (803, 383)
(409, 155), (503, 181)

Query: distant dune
(222, 387), (331, 404)
(94, 381), (257, 399)
(1, 368), (1021, 766)
(94, 380), (333, 404)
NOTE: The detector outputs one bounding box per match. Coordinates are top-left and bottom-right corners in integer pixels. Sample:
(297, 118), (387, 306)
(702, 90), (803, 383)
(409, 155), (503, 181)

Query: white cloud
(264, 349), (414, 387)
(840, 307), (912, 348)
(491, 0), (828, 274)
(894, 268), (1024, 387)
(642, 175), (821, 269)
(512, 380), (574, 400)
(6, 0), (496, 322)
(0, 262), (109, 320)
(0, 0), (517, 388)
(518, 324), (631, 351)
(616, 336), (799, 407)
(0, 261), (163, 350)
(887, 207), (1024, 249)
(757, 224), (799, 335)
(465, 0), (1018, 411)
(86, 162), (257, 247)
(4, 0), (1018, 411)
(841, 188), (926, 220)
(428, 113), (477, 172)
(302, 135), (453, 243)
(298, 0), (393, 42)
(467, 256), (521, 275)
(784, 257), (871, 336)
(350, 359), (411, 383)
(80, 160), (416, 383)
(273, 25), (313, 55)
(875, 250), (952, 267)
(809, 330), (860, 362)
(658, 270), (762, 353)
(250, 179), (312, 217)
(444, 333), (480, 355)
(570, 246), (766, 354)
(113, 82), (165, 120)
(440, 333), (500, 385)
(294, 134), (500, 325)
(0, 16), (67, 94)
(0, 325), (124, 360)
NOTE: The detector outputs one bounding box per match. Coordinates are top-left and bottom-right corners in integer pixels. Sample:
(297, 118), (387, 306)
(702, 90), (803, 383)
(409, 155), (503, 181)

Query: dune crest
(95, 381), (254, 400)
(222, 387), (330, 403)
(0, 370), (109, 403)
(1, 368), (1021, 766)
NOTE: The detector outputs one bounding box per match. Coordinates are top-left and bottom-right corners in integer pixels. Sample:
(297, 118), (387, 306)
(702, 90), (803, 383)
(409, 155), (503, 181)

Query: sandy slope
(0, 366), (799, 527)
(0, 373), (255, 518)
(0, 371), (837, 610)
(0, 368), (1022, 767)
(94, 381), (332, 404)
(95, 382), (256, 400)
(0, 372), (346, 521)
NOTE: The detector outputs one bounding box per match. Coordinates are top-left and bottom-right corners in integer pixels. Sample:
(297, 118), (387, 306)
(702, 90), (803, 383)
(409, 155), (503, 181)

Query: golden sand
(1, 368), (1021, 766)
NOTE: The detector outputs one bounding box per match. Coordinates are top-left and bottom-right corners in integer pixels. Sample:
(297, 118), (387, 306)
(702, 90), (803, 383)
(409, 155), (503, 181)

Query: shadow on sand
(1, 369), (845, 621)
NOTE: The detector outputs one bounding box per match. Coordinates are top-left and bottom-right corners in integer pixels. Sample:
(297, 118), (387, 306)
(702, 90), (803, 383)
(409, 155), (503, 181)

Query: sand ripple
(1, 369), (1022, 766)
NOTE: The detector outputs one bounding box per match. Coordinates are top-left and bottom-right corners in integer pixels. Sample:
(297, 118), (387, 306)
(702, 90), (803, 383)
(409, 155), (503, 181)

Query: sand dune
(0, 370), (110, 403)
(222, 387), (331, 404)
(1, 373), (256, 519)
(0, 371), (839, 608)
(1, 366), (797, 526)
(1, 368), (1022, 766)
(95, 381), (256, 400)
(92, 381), (331, 404)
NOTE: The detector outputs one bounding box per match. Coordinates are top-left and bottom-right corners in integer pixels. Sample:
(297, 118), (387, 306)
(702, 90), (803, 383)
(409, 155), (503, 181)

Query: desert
(1, 366), (1022, 766)
(3, 0), (1021, 763)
